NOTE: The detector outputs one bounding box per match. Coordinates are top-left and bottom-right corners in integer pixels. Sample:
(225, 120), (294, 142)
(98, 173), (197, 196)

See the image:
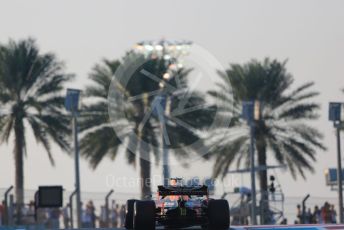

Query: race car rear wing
(158, 185), (209, 196)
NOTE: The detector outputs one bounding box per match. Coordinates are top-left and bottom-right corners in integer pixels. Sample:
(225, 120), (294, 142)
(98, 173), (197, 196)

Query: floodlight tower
(134, 39), (192, 186)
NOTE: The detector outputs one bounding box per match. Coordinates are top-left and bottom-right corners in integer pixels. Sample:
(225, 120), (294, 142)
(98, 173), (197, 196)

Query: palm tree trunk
(257, 142), (269, 224)
(257, 145), (268, 194)
(14, 118), (25, 224)
(139, 139), (152, 199)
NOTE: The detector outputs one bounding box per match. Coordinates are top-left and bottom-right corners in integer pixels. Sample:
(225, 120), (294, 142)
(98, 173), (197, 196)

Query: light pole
(329, 102), (344, 223)
(151, 94), (170, 186)
(242, 100), (261, 225)
(65, 88), (82, 228)
(134, 39), (191, 186)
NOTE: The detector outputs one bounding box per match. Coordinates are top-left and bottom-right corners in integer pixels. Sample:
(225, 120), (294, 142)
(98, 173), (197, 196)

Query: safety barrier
(232, 225), (344, 230)
(0, 226), (45, 230)
(1, 225), (344, 230)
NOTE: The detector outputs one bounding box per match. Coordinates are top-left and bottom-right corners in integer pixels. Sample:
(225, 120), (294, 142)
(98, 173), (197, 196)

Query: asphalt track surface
(104, 225), (344, 230)
(112, 228), (225, 230)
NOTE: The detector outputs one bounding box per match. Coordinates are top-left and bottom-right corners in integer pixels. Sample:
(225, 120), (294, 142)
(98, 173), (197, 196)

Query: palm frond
(0, 115), (14, 143)
(27, 117), (55, 165)
(278, 103), (320, 120)
(80, 126), (121, 169)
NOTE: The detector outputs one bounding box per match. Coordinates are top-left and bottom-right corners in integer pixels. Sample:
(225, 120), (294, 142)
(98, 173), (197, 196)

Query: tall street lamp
(134, 39), (191, 186)
(242, 100), (261, 225)
(329, 102), (344, 223)
(65, 88), (82, 228)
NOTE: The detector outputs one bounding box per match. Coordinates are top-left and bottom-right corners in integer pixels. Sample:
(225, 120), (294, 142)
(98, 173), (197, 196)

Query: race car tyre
(133, 200), (156, 230)
(208, 199), (230, 230)
(125, 199), (137, 229)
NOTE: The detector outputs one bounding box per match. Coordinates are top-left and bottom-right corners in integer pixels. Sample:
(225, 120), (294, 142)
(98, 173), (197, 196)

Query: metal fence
(0, 187), (141, 229)
(0, 187), (339, 228)
(283, 196), (338, 224)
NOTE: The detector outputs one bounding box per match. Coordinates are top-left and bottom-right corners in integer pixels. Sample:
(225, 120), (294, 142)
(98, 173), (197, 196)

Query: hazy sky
(0, 0), (344, 201)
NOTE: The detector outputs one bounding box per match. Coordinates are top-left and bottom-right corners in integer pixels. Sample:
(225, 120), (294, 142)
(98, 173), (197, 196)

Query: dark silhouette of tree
(79, 54), (215, 198)
(0, 38), (73, 223)
(208, 58), (326, 223)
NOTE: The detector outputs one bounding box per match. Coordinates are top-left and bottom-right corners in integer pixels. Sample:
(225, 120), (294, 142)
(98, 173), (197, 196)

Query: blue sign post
(65, 88), (82, 228)
(328, 102), (344, 223)
(325, 168), (344, 186)
(65, 88), (81, 113)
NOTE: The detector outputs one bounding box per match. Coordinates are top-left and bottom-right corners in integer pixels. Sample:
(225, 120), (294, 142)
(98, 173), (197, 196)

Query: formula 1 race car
(125, 178), (230, 230)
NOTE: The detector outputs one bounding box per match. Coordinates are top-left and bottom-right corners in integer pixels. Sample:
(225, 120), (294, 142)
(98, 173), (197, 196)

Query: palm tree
(0, 38), (73, 223)
(208, 58), (326, 223)
(79, 54), (215, 198)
